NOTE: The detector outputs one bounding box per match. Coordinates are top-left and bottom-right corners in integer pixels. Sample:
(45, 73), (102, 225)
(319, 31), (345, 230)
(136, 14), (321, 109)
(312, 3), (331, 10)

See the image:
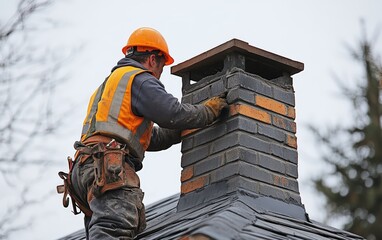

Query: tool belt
(57, 135), (138, 217)
(57, 156), (92, 216)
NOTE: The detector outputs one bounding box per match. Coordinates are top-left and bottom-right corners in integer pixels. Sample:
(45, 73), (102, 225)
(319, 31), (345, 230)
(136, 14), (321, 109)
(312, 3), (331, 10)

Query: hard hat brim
(122, 45), (174, 65)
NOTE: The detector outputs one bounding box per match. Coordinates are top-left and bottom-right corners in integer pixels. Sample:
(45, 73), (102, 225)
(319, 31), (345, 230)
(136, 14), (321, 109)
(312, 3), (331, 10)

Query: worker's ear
(148, 54), (157, 67)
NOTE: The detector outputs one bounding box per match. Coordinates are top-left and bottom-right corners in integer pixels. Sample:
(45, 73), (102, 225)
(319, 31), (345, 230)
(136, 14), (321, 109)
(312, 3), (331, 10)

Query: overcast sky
(1, 0), (382, 239)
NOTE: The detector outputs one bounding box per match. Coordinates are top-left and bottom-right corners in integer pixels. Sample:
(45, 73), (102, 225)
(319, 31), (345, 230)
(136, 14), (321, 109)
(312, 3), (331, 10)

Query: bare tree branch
(0, 0), (80, 236)
(0, 0), (52, 41)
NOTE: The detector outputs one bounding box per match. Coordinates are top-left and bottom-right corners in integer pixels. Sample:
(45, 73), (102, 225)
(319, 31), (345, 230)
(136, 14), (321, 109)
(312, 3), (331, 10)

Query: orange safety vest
(81, 66), (153, 161)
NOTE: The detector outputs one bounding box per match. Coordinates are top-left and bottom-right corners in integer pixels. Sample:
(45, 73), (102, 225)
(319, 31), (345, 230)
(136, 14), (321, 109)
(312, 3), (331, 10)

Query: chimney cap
(171, 38), (304, 79)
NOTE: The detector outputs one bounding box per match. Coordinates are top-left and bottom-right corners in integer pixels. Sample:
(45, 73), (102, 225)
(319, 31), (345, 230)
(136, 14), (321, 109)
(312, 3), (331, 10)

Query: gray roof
(137, 190), (363, 240)
(59, 190), (363, 240)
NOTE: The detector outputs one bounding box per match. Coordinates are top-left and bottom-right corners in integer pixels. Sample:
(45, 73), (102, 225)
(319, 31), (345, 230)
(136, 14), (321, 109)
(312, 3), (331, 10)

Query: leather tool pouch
(57, 157), (92, 216)
(92, 141), (130, 198)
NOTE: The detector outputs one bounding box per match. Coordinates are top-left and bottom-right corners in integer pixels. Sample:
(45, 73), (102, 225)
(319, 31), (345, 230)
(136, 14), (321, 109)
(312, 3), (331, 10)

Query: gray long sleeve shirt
(111, 58), (214, 153)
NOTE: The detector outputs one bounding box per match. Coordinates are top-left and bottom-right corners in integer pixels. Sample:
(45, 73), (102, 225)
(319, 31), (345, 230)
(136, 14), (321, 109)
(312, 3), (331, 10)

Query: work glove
(203, 96), (228, 120)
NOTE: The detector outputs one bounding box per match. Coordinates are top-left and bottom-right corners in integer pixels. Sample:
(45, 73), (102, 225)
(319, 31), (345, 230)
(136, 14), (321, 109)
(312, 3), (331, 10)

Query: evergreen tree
(310, 32), (382, 240)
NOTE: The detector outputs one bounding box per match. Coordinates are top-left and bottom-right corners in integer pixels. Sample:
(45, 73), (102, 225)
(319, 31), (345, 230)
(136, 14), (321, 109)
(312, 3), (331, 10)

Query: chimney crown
(172, 39), (303, 94)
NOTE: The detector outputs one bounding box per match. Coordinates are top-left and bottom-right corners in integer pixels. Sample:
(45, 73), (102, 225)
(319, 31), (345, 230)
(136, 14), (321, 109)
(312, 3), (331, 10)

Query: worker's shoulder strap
(113, 65), (151, 78)
(86, 66), (149, 137)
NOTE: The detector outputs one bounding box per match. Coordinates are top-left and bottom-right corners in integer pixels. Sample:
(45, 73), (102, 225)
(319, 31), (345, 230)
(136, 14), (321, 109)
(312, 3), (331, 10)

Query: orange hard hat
(122, 27), (174, 65)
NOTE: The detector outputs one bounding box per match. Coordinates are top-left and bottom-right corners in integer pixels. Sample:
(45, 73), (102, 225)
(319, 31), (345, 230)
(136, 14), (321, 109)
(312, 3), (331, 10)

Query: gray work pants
(71, 157), (146, 240)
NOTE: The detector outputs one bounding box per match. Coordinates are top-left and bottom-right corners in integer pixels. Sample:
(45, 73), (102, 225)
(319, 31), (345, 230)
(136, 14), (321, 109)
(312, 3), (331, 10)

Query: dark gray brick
(239, 132), (270, 154)
(224, 147), (242, 163)
(211, 161), (273, 184)
(272, 85), (295, 106)
(270, 143), (298, 164)
(210, 162), (240, 183)
(258, 123), (286, 142)
(258, 183), (301, 204)
(227, 176), (260, 194)
(181, 144), (210, 168)
(286, 162), (298, 178)
(283, 147), (298, 164)
(194, 153), (224, 176)
(226, 87), (254, 104)
(227, 72), (272, 97)
(193, 123), (227, 147)
(270, 143), (284, 159)
(258, 153), (286, 174)
(181, 137), (194, 153)
(226, 73), (240, 88)
(241, 149), (258, 165)
(271, 173), (299, 192)
(226, 116), (257, 134)
(211, 132), (240, 154)
(272, 115), (296, 133)
(239, 162), (273, 183)
(258, 182), (288, 200)
(208, 167), (301, 204)
(288, 179), (300, 193)
(210, 79), (226, 97)
(226, 116), (240, 134)
(192, 85), (210, 103)
(225, 147), (258, 165)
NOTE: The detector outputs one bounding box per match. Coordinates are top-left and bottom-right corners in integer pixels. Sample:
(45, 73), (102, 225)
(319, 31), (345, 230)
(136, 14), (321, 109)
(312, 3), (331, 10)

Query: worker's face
(148, 54), (165, 79)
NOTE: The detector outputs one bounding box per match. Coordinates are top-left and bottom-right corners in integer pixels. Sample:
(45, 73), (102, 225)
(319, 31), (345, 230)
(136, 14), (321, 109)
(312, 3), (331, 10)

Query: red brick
(229, 104), (271, 124)
(181, 129), (199, 137)
(286, 134), (298, 149)
(287, 106), (296, 119)
(181, 175), (208, 194)
(273, 175), (289, 188)
(272, 115), (296, 133)
(181, 166), (194, 182)
(255, 95), (287, 115)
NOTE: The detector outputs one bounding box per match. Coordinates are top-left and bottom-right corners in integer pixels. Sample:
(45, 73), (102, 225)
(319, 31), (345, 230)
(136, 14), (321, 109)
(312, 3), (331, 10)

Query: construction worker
(62, 27), (227, 239)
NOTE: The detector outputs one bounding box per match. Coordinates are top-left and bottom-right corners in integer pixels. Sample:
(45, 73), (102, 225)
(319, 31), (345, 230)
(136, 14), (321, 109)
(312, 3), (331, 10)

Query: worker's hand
(203, 96), (228, 119)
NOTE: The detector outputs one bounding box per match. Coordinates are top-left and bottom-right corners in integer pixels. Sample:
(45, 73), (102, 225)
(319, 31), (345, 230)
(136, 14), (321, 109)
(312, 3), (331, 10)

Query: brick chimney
(172, 39), (304, 212)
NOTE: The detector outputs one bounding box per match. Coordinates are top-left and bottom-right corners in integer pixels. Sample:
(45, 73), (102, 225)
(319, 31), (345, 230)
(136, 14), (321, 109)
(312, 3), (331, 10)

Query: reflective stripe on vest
(81, 67), (152, 160)
(81, 77), (108, 136)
